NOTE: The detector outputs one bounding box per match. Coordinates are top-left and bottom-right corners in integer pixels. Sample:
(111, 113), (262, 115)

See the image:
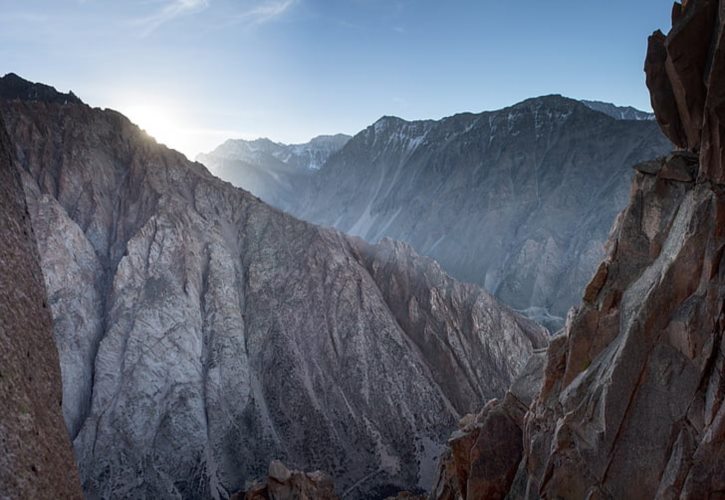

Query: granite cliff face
(0, 74), (546, 499)
(432, 1), (725, 498)
(202, 98), (670, 331)
(0, 110), (82, 497)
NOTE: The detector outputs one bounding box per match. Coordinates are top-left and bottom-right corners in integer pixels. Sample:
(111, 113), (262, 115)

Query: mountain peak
(0, 73), (83, 105)
(580, 99), (655, 121)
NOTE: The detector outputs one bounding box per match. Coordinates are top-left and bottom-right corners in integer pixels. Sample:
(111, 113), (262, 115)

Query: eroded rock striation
(432, 1), (725, 498)
(0, 109), (82, 497)
(0, 74), (546, 499)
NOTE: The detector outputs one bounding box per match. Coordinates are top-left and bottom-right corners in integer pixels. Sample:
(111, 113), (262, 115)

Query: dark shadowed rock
(0, 110), (82, 497)
(0, 73), (82, 105)
(664, 0), (716, 150)
(645, 30), (687, 148)
(700, 0), (725, 183)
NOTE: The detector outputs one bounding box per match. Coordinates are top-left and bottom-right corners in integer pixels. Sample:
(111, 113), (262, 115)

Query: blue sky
(0, 0), (672, 158)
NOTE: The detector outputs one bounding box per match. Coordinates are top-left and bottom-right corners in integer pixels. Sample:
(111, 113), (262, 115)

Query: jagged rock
(0, 111), (82, 497)
(430, 351), (546, 500)
(0, 72), (82, 105)
(633, 157), (664, 175)
(0, 74), (547, 499)
(234, 461), (338, 500)
(664, 0), (716, 150)
(645, 30), (687, 148)
(647, 0), (725, 184)
(658, 151), (699, 182)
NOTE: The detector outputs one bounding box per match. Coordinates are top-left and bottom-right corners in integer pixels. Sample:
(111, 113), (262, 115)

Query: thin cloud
(231, 0), (297, 26)
(134, 0), (211, 37)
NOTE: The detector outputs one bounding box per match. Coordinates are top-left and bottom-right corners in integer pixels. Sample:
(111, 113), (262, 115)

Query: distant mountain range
(197, 135), (350, 207)
(199, 97), (671, 330)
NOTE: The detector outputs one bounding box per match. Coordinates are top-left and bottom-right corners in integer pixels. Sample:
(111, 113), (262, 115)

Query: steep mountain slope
(0, 74), (546, 499)
(196, 135), (349, 207)
(289, 98), (671, 330)
(580, 99), (655, 120)
(0, 110), (82, 498)
(432, 1), (725, 497)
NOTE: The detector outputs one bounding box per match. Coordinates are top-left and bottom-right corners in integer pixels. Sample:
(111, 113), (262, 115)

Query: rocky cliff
(0, 109), (82, 497)
(432, 1), (725, 498)
(0, 74), (546, 499)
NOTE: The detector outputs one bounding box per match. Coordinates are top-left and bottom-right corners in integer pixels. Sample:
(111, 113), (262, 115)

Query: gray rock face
(196, 135), (350, 208)
(0, 74), (546, 499)
(285, 96), (671, 331)
(0, 109), (82, 498)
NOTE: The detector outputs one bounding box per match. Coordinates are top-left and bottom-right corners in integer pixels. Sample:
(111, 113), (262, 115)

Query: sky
(0, 0), (673, 159)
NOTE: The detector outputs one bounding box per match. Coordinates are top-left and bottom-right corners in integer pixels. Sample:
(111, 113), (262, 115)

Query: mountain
(0, 72), (82, 105)
(580, 99), (655, 120)
(282, 96), (671, 331)
(431, 1), (725, 497)
(196, 135), (350, 207)
(0, 110), (82, 498)
(0, 73), (546, 499)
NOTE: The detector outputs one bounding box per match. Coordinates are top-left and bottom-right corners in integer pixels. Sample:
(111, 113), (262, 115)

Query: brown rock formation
(0, 111), (81, 496)
(430, 351), (546, 500)
(236, 460), (338, 500)
(432, 2), (725, 498)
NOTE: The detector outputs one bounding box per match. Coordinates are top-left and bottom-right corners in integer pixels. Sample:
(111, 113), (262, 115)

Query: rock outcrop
(432, 1), (725, 498)
(430, 351), (546, 500)
(0, 74), (547, 499)
(0, 109), (81, 497)
(236, 460), (338, 500)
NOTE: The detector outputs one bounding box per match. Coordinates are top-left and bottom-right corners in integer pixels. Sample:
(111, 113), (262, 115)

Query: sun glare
(124, 105), (180, 149)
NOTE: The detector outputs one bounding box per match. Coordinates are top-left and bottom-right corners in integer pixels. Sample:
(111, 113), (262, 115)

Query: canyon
(200, 97), (671, 331)
(0, 74), (545, 499)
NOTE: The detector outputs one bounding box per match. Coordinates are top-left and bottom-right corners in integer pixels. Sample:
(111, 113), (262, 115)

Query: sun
(123, 104), (181, 148)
